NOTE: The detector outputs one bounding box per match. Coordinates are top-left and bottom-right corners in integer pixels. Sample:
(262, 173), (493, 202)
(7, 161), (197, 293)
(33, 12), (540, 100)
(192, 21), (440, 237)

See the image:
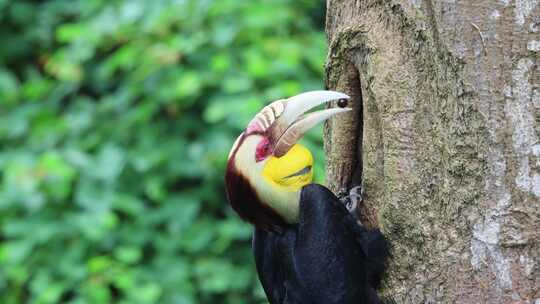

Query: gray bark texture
(323, 1), (539, 303)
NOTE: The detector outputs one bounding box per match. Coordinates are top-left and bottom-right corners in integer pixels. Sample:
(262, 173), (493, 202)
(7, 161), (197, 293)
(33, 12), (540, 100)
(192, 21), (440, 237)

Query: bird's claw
(338, 186), (363, 212)
(347, 186), (363, 212)
(337, 186), (364, 225)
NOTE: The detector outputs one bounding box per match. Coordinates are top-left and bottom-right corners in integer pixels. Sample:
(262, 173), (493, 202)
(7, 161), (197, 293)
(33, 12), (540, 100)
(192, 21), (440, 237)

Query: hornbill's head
(225, 91), (350, 231)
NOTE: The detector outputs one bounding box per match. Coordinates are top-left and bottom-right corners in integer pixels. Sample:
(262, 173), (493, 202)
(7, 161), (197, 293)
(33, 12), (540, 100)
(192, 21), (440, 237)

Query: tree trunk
(323, 1), (539, 303)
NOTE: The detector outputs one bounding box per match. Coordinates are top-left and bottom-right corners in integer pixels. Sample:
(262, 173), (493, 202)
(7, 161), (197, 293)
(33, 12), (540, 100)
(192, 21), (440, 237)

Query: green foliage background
(0, 0), (327, 303)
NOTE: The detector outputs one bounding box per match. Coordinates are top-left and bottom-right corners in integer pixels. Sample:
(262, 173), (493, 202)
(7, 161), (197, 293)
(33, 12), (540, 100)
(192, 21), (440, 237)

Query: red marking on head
(255, 137), (273, 162)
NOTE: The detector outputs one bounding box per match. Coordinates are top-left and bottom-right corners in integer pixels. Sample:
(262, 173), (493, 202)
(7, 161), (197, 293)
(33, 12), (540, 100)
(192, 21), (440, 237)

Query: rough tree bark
(323, 1), (539, 303)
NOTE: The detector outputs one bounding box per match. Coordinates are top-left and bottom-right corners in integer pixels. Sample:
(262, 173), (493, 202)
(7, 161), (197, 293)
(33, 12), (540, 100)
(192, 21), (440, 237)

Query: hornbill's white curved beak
(246, 90), (351, 157)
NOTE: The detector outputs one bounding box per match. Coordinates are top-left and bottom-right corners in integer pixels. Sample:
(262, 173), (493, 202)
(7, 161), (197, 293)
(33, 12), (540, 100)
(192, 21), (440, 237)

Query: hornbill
(225, 91), (390, 304)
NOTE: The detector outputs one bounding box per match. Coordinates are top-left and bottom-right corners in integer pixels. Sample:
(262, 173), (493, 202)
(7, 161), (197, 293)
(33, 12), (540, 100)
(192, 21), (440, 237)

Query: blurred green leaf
(0, 68), (19, 105)
(0, 0), (327, 303)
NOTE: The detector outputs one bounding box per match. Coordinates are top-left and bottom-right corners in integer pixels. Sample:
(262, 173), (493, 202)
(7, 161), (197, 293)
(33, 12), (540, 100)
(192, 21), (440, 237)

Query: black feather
(253, 184), (390, 304)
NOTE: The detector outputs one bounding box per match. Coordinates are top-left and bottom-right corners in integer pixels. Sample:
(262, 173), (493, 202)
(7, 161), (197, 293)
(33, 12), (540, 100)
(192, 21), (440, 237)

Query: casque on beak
(246, 90), (351, 157)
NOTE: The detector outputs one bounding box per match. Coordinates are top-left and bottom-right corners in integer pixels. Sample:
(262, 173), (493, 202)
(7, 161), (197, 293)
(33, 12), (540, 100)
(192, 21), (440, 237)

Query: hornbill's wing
(290, 184), (377, 303)
(253, 228), (286, 304)
(253, 227), (304, 304)
(253, 184), (389, 304)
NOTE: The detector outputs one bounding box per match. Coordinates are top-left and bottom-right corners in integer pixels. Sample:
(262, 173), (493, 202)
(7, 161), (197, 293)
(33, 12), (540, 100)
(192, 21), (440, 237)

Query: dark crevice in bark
(324, 59), (363, 193)
(350, 68), (363, 191)
(324, 23), (378, 227)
